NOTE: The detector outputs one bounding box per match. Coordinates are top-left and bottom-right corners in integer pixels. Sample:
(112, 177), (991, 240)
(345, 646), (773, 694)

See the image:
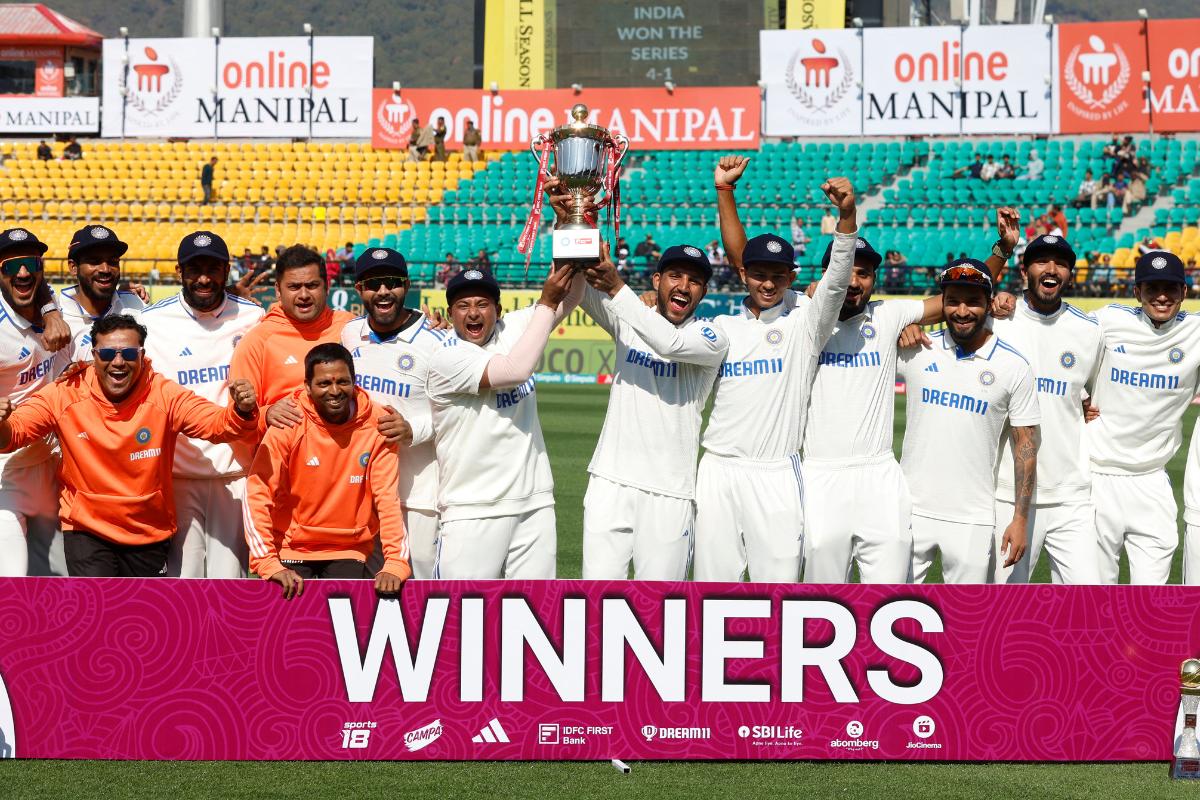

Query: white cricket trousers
(0, 457), (63, 576)
(992, 498), (1101, 584)
(1180, 459), (1200, 585)
(583, 474), (695, 581)
(910, 513), (994, 584)
(434, 505), (556, 579)
(169, 476), (248, 578)
(803, 454), (912, 584)
(693, 453), (805, 583)
(1092, 470), (1177, 585)
(366, 508), (439, 579)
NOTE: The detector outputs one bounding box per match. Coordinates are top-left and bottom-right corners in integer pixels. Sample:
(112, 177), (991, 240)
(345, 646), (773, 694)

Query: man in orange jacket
(0, 314), (259, 576)
(243, 343), (411, 599)
(229, 244), (355, 432)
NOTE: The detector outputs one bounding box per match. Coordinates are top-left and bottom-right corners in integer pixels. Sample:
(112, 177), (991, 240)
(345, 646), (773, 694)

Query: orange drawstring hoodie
(0, 361), (257, 544)
(243, 386), (410, 581)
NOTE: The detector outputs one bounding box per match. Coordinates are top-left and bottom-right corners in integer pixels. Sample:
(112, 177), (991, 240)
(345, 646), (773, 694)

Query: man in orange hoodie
(229, 244), (355, 431)
(0, 314), (259, 576)
(243, 343), (411, 599)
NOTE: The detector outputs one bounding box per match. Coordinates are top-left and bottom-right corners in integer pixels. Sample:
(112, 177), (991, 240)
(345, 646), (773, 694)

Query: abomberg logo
(785, 37), (854, 126)
(376, 94), (417, 147)
(1063, 35), (1131, 121)
(0, 669), (14, 758)
(128, 46), (185, 124)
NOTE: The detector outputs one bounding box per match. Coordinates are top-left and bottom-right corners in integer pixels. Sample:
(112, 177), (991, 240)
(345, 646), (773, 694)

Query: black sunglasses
(95, 347), (143, 362)
(1, 255), (43, 276)
(361, 275), (408, 291)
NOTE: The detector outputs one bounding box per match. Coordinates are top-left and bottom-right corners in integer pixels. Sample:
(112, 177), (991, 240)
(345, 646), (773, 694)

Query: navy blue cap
(0, 227), (48, 257)
(939, 258), (994, 294)
(821, 236), (883, 270)
(177, 230), (230, 264)
(1023, 234), (1077, 268)
(742, 233), (795, 268)
(68, 224), (128, 261)
(355, 247), (408, 280)
(1135, 250), (1186, 285)
(446, 267), (501, 305)
(657, 244), (712, 280)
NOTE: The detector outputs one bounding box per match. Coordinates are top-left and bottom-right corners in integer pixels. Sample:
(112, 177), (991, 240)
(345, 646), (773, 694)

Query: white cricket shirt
(898, 330), (1041, 525)
(139, 292), (265, 478)
(342, 311), (444, 512)
(582, 284), (727, 499)
(992, 298), (1103, 504)
(703, 230), (860, 462)
(1088, 304), (1200, 476)
(426, 305), (554, 522)
(0, 293), (56, 468)
(802, 298), (925, 463)
(58, 285), (145, 364)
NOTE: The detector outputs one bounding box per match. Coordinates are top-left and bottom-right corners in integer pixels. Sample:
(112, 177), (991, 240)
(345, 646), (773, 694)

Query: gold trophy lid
(549, 103), (611, 142)
(1182, 659), (1200, 690)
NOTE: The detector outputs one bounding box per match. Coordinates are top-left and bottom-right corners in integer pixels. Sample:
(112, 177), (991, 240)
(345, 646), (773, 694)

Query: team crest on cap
(371, 249), (388, 260)
(8, 229), (27, 241)
(358, 452), (370, 467)
(398, 354), (415, 371)
(978, 370), (995, 386)
(135, 427), (152, 444)
(193, 234), (212, 247)
(1152, 256), (1168, 270)
(861, 323), (876, 340)
(683, 246), (703, 258)
(856, 239), (867, 249)
(1043, 235), (1058, 244)
(1060, 351), (1076, 369)
(1170, 347), (1185, 364)
(765, 328), (784, 346)
(89, 226), (110, 239)
(766, 240), (783, 254)
(464, 269), (483, 280)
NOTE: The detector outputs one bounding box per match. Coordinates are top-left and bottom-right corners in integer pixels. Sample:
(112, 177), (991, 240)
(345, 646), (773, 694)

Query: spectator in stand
(1074, 170), (1097, 208)
(408, 118), (424, 161)
(1088, 252), (1112, 297)
(634, 234), (661, 270)
(257, 246), (275, 277)
(820, 209), (837, 236)
(240, 248), (256, 274)
(980, 154), (999, 181)
(1111, 174), (1130, 213)
(706, 240), (733, 291)
(469, 248), (491, 271)
(1102, 135), (1120, 160)
(883, 249), (908, 292)
(36, 141), (52, 161)
(436, 253), (460, 288)
(324, 249), (340, 286)
(462, 120), (482, 163)
(1137, 235), (1163, 256)
(200, 157), (217, 204)
(1047, 204), (1068, 238)
(1114, 136), (1136, 173)
(1188, 258), (1200, 298)
(1015, 149), (1044, 181)
(790, 217), (809, 256)
(614, 236), (631, 273)
(433, 116), (448, 162)
(951, 153), (984, 179)
(1127, 157), (1152, 207)
(995, 154), (1016, 180)
(62, 137), (82, 161)
(415, 120), (435, 161)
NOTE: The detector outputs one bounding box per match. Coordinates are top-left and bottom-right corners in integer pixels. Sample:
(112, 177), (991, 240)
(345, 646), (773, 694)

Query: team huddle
(1, 154), (1199, 593)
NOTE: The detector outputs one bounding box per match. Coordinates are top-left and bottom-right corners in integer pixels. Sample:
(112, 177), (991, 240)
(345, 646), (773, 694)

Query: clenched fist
(228, 378), (257, 416)
(0, 398), (12, 424)
(714, 155), (750, 187)
(996, 207), (1020, 253)
(821, 177), (856, 216)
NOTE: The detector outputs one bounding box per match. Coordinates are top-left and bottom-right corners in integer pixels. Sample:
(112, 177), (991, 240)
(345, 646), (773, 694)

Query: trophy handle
(610, 133), (630, 169)
(529, 133), (548, 162)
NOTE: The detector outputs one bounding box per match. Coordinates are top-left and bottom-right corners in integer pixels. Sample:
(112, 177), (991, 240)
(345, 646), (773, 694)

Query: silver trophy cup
(530, 103), (629, 262)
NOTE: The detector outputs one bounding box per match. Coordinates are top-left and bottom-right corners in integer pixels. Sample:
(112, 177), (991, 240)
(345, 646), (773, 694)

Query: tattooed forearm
(1012, 425), (1039, 518)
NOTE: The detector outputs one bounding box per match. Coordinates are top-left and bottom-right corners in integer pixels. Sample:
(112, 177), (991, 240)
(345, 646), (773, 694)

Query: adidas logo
(924, 363), (939, 372)
(471, 717), (510, 744)
(17, 347), (29, 360)
(76, 431), (89, 440)
(306, 456), (320, 467)
(284, 355), (298, 365)
(1114, 345), (1126, 353)
(179, 347), (193, 357)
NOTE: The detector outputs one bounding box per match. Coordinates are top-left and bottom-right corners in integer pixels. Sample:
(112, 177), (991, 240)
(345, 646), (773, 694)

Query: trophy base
(1172, 757), (1200, 779)
(552, 227), (601, 265)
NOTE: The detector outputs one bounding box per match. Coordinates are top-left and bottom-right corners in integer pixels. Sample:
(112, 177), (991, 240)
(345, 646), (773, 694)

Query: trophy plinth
(1173, 659), (1200, 779)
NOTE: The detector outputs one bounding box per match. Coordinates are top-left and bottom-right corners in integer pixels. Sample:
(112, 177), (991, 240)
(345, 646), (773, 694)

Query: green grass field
(3, 385), (1196, 797)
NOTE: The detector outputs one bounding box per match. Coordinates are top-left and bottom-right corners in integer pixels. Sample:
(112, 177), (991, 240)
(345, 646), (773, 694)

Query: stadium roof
(0, 4), (102, 47)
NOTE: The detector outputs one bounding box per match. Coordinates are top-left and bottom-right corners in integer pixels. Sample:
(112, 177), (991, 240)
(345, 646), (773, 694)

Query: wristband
(715, 184), (735, 192)
(39, 302), (59, 316)
(992, 241), (1013, 260)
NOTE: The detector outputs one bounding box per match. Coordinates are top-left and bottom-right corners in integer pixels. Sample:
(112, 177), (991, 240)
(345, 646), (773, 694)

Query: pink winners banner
(0, 578), (1194, 761)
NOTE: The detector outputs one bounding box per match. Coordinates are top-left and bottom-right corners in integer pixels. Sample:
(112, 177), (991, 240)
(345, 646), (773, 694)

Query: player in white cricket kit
(0, 228), (65, 575)
(694, 165), (859, 583)
(341, 247), (445, 579)
(1089, 251), (1200, 584)
(898, 260), (1040, 583)
(427, 265), (582, 579)
(990, 234), (1104, 585)
(58, 225), (145, 362)
(139, 231), (264, 578)
(577, 241), (728, 581)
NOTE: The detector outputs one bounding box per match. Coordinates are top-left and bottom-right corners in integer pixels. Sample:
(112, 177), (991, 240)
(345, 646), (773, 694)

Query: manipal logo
(376, 95), (417, 145)
(786, 38), (855, 117)
(0, 669), (15, 758)
(1063, 35), (1130, 114)
(128, 46), (184, 116)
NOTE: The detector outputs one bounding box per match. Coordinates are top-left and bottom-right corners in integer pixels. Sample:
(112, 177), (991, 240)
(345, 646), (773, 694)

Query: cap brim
(658, 258), (713, 280)
(179, 247), (230, 264)
(355, 264), (408, 280)
(446, 283), (500, 305)
(1022, 244), (1076, 267)
(69, 240), (127, 260)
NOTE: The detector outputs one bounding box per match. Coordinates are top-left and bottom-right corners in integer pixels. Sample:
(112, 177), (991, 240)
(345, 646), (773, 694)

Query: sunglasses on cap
(360, 275), (408, 291)
(94, 347), (143, 362)
(1, 255), (43, 276)
(939, 265), (993, 288)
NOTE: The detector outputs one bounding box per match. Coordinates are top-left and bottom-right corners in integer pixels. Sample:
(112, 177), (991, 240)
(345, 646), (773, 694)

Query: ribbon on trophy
(602, 145), (623, 245)
(518, 137), (554, 271)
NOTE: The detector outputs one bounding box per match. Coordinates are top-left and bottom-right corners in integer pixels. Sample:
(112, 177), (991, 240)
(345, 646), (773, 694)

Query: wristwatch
(39, 301), (59, 316)
(992, 241), (1013, 260)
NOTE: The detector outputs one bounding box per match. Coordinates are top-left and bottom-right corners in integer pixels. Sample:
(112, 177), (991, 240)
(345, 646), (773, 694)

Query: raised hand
(584, 241), (624, 297)
(228, 378), (257, 416)
(821, 177), (856, 216)
(996, 207), (1020, 253)
(714, 155), (751, 187)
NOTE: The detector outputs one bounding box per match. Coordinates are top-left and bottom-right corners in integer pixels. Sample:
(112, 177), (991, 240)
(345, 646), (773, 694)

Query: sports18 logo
(341, 721), (377, 749)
